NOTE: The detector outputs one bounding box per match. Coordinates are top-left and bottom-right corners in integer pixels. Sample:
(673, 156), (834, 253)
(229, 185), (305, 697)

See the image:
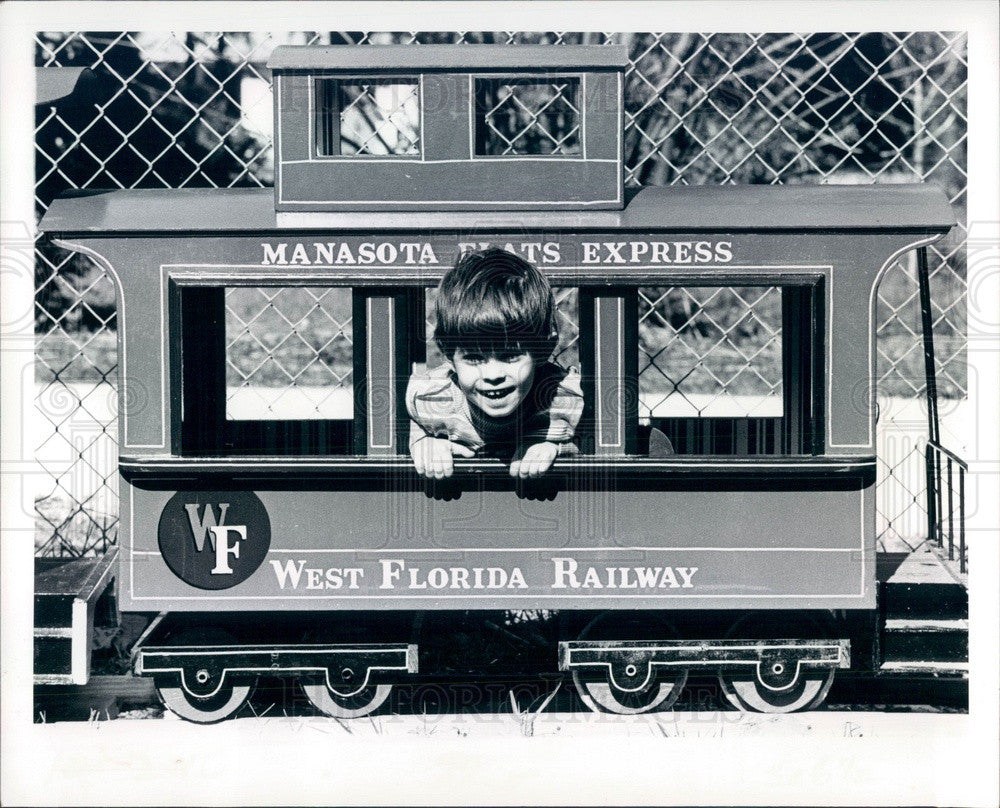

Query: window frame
(471, 72), (585, 159)
(174, 283), (354, 457)
(312, 75), (423, 160)
(579, 279), (825, 458)
(172, 277), (823, 461)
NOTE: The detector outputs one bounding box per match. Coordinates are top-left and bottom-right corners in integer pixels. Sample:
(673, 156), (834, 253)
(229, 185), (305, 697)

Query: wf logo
(184, 502), (247, 575)
(158, 491), (271, 590)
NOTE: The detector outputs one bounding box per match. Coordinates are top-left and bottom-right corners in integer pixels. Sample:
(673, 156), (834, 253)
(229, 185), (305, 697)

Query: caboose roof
(266, 44), (629, 72)
(40, 184), (956, 237)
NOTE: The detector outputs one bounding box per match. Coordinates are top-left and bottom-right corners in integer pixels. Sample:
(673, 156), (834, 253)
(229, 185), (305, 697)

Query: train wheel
(153, 626), (256, 723)
(717, 613), (837, 714)
(301, 682), (393, 719)
(718, 665), (834, 714)
(571, 612), (688, 715)
(157, 681), (255, 724)
(572, 669), (687, 715)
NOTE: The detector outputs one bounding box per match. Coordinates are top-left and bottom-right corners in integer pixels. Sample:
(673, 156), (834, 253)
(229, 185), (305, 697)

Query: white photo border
(2, 2), (998, 806)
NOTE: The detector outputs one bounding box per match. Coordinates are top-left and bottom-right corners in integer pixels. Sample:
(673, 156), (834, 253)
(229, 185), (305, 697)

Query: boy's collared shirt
(406, 362), (584, 456)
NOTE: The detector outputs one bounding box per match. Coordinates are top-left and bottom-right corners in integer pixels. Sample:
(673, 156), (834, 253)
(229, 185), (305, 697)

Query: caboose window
(636, 284), (823, 456)
(315, 78), (420, 157)
(224, 287), (353, 421)
(474, 77), (582, 156)
(177, 285), (354, 456)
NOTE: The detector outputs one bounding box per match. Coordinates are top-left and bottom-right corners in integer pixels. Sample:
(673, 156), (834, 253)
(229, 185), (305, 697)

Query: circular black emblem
(158, 491), (271, 590)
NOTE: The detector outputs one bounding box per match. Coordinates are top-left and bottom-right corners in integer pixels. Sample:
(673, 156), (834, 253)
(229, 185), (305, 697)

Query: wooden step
(878, 550), (967, 620)
(34, 674), (158, 723)
(34, 551), (117, 685)
(883, 618), (968, 662)
(879, 660), (969, 677)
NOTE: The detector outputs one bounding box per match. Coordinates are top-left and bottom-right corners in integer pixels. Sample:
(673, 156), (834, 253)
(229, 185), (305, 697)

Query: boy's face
(449, 347), (537, 419)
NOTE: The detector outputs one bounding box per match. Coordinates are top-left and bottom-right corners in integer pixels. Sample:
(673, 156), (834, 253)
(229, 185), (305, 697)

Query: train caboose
(39, 45), (955, 721)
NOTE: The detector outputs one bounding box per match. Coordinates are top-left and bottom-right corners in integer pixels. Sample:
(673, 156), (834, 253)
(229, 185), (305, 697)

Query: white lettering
(635, 567), (661, 588)
(270, 559), (306, 589)
(208, 524), (246, 575)
(357, 243), (376, 264)
(659, 567), (679, 588)
(604, 242), (627, 263)
(508, 568), (528, 589)
(184, 503), (229, 552)
(651, 241), (671, 263)
(677, 567), (698, 588)
(552, 557), (579, 589)
(715, 241), (733, 262)
(380, 559), (404, 589)
(313, 242), (335, 264)
(419, 244), (438, 264)
(399, 243), (420, 264)
(375, 242), (397, 263)
(305, 567), (324, 589)
(694, 241), (714, 262)
(549, 561), (697, 590)
(617, 567), (638, 589)
(334, 243), (354, 264)
(290, 243), (310, 265)
(262, 243), (287, 265)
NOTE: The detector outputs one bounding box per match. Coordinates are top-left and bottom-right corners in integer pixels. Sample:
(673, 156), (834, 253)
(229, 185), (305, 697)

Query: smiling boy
(407, 248), (584, 479)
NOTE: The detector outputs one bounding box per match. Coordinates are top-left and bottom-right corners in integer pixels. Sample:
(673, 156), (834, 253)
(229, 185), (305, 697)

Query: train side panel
(119, 465), (875, 611)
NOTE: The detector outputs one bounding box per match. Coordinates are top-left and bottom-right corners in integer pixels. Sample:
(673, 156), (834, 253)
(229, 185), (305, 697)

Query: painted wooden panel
(119, 471), (875, 611)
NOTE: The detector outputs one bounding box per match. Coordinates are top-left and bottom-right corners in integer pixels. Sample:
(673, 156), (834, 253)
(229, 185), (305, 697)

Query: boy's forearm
(409, 419), (432, 452)
(554, 440), (579, 456)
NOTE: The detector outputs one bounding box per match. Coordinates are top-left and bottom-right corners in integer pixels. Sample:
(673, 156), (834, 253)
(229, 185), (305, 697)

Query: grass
(509, 681), (562, 737)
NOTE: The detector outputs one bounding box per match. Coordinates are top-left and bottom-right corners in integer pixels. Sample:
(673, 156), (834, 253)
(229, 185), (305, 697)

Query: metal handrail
(927, 440), (968, 471)
(925, 440), (967, 573)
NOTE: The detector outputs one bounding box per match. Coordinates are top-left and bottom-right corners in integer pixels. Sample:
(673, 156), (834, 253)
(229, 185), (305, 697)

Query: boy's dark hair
(434, 248), (558, 360)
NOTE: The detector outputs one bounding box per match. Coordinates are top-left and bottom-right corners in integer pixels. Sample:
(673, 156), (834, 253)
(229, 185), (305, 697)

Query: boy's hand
(411, 436), (475, 479)
(510, 441), (559, 478)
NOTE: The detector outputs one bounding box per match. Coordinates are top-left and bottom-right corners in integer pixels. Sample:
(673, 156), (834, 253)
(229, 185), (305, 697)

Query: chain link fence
(34, 31), (967, 557)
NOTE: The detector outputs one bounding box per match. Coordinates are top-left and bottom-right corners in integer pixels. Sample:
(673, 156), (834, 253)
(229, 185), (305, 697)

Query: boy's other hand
(412, 436), (475, 478)
(510, 441), (559, 478)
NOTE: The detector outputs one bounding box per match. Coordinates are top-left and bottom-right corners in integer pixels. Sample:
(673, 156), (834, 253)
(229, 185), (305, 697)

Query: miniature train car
(40, 45), (955, 721)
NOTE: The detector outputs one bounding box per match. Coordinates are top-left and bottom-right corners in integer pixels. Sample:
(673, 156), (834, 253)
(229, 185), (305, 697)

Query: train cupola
(266, 44), (628, 213)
